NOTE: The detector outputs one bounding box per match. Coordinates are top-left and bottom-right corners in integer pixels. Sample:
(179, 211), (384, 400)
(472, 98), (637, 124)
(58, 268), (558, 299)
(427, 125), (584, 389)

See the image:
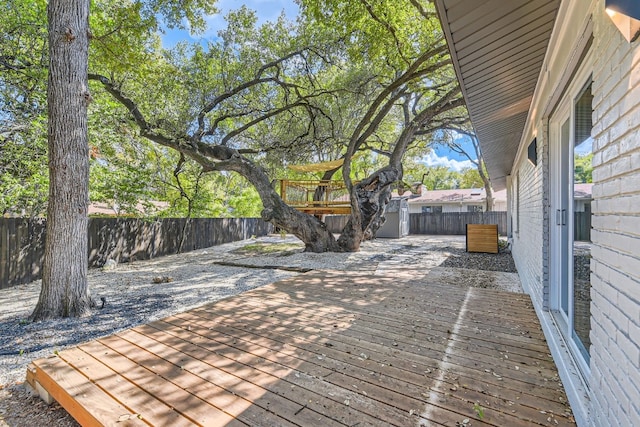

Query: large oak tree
(7, 0), (471, 319)
(89, 0), (467, 252)
(31, 0), (92, 320)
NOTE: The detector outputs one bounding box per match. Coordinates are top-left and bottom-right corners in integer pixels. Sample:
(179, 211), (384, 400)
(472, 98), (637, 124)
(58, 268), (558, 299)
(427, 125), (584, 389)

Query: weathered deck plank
(27, 355), (147, 427)
(27, 269), (575, 426)
(56, 347), (195, 427)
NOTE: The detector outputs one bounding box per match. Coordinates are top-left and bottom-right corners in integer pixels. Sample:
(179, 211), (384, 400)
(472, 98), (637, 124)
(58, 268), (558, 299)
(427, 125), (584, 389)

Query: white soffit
(434, 0), (560, 190)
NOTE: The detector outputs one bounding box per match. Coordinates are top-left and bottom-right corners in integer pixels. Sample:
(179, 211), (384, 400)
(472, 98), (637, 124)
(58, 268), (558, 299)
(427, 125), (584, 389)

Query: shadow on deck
(26, 269), (575, 426)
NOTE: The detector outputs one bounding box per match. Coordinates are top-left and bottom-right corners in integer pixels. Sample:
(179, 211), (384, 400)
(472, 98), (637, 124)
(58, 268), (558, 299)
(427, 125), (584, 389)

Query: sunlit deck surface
(27, 270), (575, 426)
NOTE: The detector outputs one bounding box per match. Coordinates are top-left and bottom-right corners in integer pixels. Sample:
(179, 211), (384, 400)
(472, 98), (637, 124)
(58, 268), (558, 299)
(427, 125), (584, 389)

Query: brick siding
(510, 131), (545, 307)
(588, 3), (640, 425)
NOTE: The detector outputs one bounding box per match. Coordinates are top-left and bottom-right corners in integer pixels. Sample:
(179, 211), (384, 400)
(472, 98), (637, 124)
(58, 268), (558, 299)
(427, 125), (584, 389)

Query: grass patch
(232, 242), (304, 256)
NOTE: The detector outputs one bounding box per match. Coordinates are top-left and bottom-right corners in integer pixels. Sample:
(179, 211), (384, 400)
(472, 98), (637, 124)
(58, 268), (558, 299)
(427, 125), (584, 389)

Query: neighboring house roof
(574, 183), (593, 200)
(407, 188), (507, 205)
(434, 0), (561, 190)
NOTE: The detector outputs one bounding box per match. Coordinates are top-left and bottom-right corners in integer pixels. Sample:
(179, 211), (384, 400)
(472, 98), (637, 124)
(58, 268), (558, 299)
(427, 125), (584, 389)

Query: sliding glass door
(550, 77), (593, 375)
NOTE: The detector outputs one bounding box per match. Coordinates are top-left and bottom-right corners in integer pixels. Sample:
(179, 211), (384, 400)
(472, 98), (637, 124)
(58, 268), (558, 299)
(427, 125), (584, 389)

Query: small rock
(102, 259), (117, 271)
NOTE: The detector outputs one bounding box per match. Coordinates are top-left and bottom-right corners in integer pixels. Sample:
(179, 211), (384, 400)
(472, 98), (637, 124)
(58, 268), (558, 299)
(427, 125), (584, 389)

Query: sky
(426, 129), (477, 172)
(422, 150), (474, 172)
(162, 0), (300, 47)
(162, 0), (477, 171)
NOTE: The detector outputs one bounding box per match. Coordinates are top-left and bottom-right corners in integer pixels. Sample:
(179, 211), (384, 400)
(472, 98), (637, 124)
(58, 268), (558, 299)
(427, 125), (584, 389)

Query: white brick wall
(506, 2), (640, 424)
(589, 2), (640, 424)
(510, 129), (546, 306)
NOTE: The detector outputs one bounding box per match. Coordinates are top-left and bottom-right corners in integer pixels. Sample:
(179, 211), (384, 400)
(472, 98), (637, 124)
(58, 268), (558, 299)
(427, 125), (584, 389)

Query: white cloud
(450, 129), (467, 141)
(421, 151), (474, 172)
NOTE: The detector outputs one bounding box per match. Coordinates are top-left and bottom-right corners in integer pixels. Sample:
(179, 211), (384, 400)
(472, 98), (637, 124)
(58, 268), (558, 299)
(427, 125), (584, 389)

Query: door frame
(548, 49), (593, 379)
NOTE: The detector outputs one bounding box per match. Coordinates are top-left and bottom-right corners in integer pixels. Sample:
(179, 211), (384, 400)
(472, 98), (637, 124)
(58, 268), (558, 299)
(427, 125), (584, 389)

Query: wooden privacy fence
(574, 211), (592, 241)
(0, 217), (272, 289)
(410, 212), (508, 236)
(324, 212), (509, 236)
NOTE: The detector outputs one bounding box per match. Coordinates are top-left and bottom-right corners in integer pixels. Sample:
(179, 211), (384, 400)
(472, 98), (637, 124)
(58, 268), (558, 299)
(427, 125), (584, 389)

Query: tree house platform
(280, 180), (352, 215)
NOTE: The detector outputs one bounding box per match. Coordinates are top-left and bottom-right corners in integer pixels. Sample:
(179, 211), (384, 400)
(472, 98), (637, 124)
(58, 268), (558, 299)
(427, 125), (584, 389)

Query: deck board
(28, 269), (575, 426)
(56, 347), (195, 427)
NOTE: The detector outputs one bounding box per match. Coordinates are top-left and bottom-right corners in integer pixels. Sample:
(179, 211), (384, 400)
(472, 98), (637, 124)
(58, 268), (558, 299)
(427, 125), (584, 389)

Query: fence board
(325, 212), (509, 236)
(0, 218), (272, 289)
(574, 212), (591, 242)
(410, 212), (508, 236)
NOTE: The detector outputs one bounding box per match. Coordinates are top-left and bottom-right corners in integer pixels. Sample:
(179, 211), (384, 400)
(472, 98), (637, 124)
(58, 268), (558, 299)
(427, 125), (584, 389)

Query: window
(571, 80), (593, 362)
(467, 205), (483, 212)
(421, 206), (443, 213)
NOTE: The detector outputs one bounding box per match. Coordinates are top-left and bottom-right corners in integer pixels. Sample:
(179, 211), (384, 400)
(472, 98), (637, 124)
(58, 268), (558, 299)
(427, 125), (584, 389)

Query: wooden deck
(27, 270), (575, 426)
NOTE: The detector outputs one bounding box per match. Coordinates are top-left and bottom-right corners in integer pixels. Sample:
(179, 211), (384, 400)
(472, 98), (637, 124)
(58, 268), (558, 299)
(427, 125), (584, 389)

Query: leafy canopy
(2, 0), (472, 219)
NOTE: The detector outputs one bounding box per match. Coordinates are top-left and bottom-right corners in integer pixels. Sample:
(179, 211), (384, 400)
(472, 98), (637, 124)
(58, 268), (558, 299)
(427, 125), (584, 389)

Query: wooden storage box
(466, 224), (499, 254)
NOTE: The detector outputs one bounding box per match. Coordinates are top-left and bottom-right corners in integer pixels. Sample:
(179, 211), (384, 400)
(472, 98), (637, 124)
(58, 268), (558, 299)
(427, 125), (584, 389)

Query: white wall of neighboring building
(407, 188), (507, 214)
(407, 202), (484, 214)
(492, 198), (508, 212)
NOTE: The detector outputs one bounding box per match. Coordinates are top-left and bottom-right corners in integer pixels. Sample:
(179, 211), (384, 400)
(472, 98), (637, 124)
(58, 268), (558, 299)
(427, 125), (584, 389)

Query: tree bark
(337, 166), (399, 251)
(31, 0), (91, 320)
(483, 178), (494, 211)
(469, 135), (494, 211)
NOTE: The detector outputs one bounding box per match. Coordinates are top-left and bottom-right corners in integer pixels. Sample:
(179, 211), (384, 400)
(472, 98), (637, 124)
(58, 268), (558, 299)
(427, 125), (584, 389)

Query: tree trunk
(484, 184), (494, 211)
(215, 152), (341, 253)
(337, 167), (399, 251)
(31, 0), (91, 321)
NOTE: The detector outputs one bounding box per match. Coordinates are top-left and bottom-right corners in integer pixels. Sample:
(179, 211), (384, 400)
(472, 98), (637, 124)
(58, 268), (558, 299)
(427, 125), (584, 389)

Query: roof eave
(433, 0), (561, 191)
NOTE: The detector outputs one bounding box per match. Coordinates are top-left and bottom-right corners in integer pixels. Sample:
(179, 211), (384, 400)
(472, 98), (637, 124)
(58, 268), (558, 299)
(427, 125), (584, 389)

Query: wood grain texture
(27, 270), (575, 426)
(466, 224), (499, 253)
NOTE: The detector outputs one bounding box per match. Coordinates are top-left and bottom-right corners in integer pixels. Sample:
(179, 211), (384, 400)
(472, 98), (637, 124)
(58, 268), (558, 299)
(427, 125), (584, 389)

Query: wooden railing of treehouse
(280, 180), (353, 215)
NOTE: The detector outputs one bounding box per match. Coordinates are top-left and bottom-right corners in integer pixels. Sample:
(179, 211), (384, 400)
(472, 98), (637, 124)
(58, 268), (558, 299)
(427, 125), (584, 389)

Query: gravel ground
(0, 234), (518, 426)
(440, 245), (517, 272)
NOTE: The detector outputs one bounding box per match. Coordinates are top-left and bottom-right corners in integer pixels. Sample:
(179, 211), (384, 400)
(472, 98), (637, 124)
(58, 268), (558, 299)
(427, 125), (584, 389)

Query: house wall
(589, 2), (640, 425)
(509, 0), (640, 425)
(492, 199), (507, 212)
(574, 199), (591, 213)
(510, 135), (546, 309)
(407, 202), (508, 214)
(407, 202), (484, 214)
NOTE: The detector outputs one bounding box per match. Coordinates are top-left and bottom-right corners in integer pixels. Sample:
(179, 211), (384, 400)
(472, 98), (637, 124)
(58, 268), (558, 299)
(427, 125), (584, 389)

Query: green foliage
(0, 0), (49, 216)
(403, 160), (461, 190)
(0, 117), (49, 216)
(459, 167), (483, 189)
(2, 0), (466, 222)
(87, 89), (164, 216)
(301, 0), (441, 70)
(574, 153), (593, 183)
(0, 0), (224, 218)
(473, 403), (485, 420)
(228, 185), (263, 218)
(421, 167), (460, 190)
